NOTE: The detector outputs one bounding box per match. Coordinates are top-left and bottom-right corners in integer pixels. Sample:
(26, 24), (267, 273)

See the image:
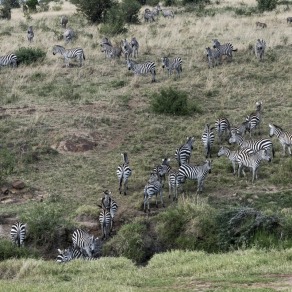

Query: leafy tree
(256, 0), (278, 11)
(120, 0), (141, 24)
(0, 0), (11, 19)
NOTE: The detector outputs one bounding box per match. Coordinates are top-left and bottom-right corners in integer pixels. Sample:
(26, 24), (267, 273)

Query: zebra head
(57, 248), (72, 263)
(186, 136), (195, 149)
(161, 57), (169, 69)
(212, 39), (221, 49)
(258, 149), (272, 162)
(126, 59), (133, 70)
(228, 131), (238, 144)
(268, 123), (276, 137)
(217, 146), (227, 157)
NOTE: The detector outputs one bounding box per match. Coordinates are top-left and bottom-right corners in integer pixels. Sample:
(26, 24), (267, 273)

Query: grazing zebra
(60, 15), (68, 28)
(101, 43), (122, 59)
(201, 124), (215, 158)
(56, 246), (82, 263)
(99, 208), (112, 240)
(0, 54), (17, 68)
(27, 26), (34, 43)
(215, 117), (231, 143)
(177, 160), (212, 194)
(153, 158), (171, 185)
(10, 222), (26, 247)
(72, 229), (98, 258)
(144, 9), (155, 22)
(63, 28), (74, 44)
(245, 101), (262, 136)
(217, 146), (254, 175)
(162, 9), (174, 18)
(256, 21), (267, 28)
(212, 39), (237, 62)
(161, 56), (182, 78)
(100, 190), (118, 230)
(206, 47), (221, 68)
(130, 37), (139, 58)
(237, 149), (271, 183)
(230, 121), (250, 137)
(229, 131), (275, 158)
(52, 45), (85, 67)
(287, 17), (292, 24)
(143, 172), (164, 213)
(126, 59), (156, 83)
(269, 123), (292, 156)
(116, 152), (132, 195)
(255, 39), (266, 61)
(121, 39), (133, 60)
(175, 136), (195, 166)
(168, 170), (180, 201)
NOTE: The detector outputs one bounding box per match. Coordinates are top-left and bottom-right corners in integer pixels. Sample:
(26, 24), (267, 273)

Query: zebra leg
(232, 161), (236, 175)
(124, 178), (128, 195)
(288, 145), (291, 155)
(160, 190), (165, 208)
(238, 164), (242, 177)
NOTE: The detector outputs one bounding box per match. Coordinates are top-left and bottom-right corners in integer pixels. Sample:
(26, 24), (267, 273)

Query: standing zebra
(144, 8), (155, 22)
(130, 37), (139, 58)
(153, 157), (171, 185)
(101, 43), (122, 59)
(100, 190), (118, 231)
(60, 15), (68, 28)
(255, 39), (266, 61)
(99, 208), (112, 240)
(161, 56), (182, 78)
(245, 101), (262, 137)
(10, 222), (26, 247)
(177, 160), (212, 194)
(168, 170), (180, 201)
(201, 124), (215, 158)
(116, 152), (132, 195)
(237, 149), (271, 183)
(126, 59), (156, 83)
(175, 136), (195, 166)
(100, 37), (112, 47)
(215, 117), (231, 143)
(162, 9), (174, 18)
(230, 121), (250, 137)
(63, 28), (74, 44)
(212, 39), (237, 62)
(52, 45), (85, 67)
(0, 53), (17, 68)
(143, 172), (164, 213)
(121, 39), (133, 60)
(205, 47), (221, 68)
(27, 26), (34, 43)
(152, 5), (161, 16)
(269, 123), (292, 156)
(72, 229), (98, 258)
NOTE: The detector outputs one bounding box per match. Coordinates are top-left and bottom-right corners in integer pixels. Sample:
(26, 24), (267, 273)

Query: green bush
(0, 0), (11, 20)
(120, 0), (141, 24)
(26, 0), (38, 11)
(14, 47), (46, 65)
(256, 0), (278, 11)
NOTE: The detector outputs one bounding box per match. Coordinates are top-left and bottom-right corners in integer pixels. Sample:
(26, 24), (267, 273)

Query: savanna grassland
(0, 0), (292, 290)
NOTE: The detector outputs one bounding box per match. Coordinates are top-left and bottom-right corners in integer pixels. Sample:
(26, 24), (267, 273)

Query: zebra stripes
(0, 54), (17, 68)
(215, 117), (231, 143)
(52, 45), (85, 67)
(175, 137), (195, 166)
(57, 246), (82, 263)
(100, 190), (118, 230)
(99, 208), (112, 240)
(10, 222), (26, 247)
(130, 37), (139, 58)
(206, 47), (220, 68)
(117, 153), (132, 195)
(27, 26), (34, 43)
(72, 229), (98, 257)
(162, 9), (174, 18)
(168, 170), (180, 201)
(246, 101), (262, 136)
(126, 59), (156, 83)
(255, 39), (266, 61)
(121, 39), (133, 60)
(144, 9), (155, 22)
(101, 43), (122, 59)
(201, 124), (215, 158)
(161, 56), (182, 78)
(269, 124), (292, 156)
(177, 160), (212, 193)
(212, 39), (237, 62)
(153, 158), (171, 184)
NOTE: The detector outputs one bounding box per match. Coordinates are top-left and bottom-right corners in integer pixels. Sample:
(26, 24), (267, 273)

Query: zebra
(215, 117), (231, 143)
(228, 131), (275, 158)
(10, 222), (26, 247)
(72, 229), (98, 257)
(100, 37), (112, 47)
(99, 208), (112, 240)
(60, 15), (68, 28)
(161, 56), (182, 78)
(201, 124), (215, 158)
(245, 101), (262, 137)
(175, 136), (195, 166)
(121, 39), (133, 60)
(256, 21), (267, 28)
(27, 26), (34, 43)
(217, 146), (254, 175)
(269, 123), (292, 156)
(52, 45), (85, 67)
(101, 43), (122, 59)
(287, 17), (292, 24)
(144, 9), (155, 23)
(0, 54), (17, 68)
(126, 59), (156, 83)
(116, 153), (132, 195)
(63, 28), (74, 44)
(230, 121), (250, 137)
(255, 39), (266, 61)
(168, 170), (180, 201)
(100, 190), (118, 230)
(162, 9), (174, 18)
(205, 47), (221, 68)
(212, 39), (237, 62)
(143, 172), (164, 213)
(152, 5), (161, 16)
(237, 149), (271, 183)
(56, 246), (82, 263)
(153, 157), (171, 185)
(177, 160), (212, 194)
(130, 37), (139, 58)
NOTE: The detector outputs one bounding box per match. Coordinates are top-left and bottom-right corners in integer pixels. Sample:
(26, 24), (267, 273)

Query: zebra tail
(119, 174), (124, 190)
(83, 53), (86, 60)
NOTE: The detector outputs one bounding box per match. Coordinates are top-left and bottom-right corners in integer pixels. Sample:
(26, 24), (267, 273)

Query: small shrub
(256, 0), (278, 11)
(15, 47), (46, 65)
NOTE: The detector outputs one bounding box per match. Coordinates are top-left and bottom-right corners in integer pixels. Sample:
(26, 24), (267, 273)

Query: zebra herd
(143, 4), (174, 23)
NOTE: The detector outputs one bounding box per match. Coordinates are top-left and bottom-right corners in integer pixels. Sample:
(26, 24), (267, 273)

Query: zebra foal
(53, 45), (85, 67)
(0, 53), (17, 68)
(116, 153), (132, 195)
(126, 59), (156, 83)
(11, 222), (26, 247)
(161, 56), (182, 78)
(269, 124), (292, 156)
(255, 39), (266, 61)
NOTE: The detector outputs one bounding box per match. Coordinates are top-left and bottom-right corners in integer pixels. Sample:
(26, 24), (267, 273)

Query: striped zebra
(60, 15), (68, 28)
(130, 37), (139, 58)
(116, 152), (132, 195)
(100, 190), (118, 230)
(212, 39), (237, 62)
(177, 160), (212, 194)
(72, 229), (98, 257)
(162, 9), (174, 18)
(27, 26), (34, 43)
(168, 170), (180, 201)
(228, 131), (275, 158)
(100, 37), (112, 47)
(99, 208), (112, 240)
(201, 124), (215, 158)
(175, 136), (195, 166)
(217, 146), (254, 175)
(57, 246), (82, 263)
(101, 43), (122, 59)
(230, 121), (250, 137)
(255, 39), (266, 61)
(256, 21), (267, 28)
(153, 157), (171, 185)
(126, 59), (156, 83)
(0, 53), (17, 68)
(121, 39), (133, 60)
(152, 5), (161, 16)
(63, 28), (74, 44)
(237, 149), (271, 183)
(144, 8), (155, 22)
(215, 117), (231, 143)
(245, 101), (262, 136)
(161, 56), (182, 78)
(52, 45), (85, 67)
(206, 47), (221, 68)
(287, 17), (292, 24)
(10, 222), (26, 247)
(269, 123), (292, 156)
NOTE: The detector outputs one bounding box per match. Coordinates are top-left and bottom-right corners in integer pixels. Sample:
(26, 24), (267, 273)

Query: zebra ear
(268, 124), (272, 128)
(58, 249), (62, 254)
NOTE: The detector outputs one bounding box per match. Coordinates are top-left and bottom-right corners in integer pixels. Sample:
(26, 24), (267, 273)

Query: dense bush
(256, 0), (278, 11)
(0, 0), (11, 20)
(120, 0), (141, 24)
(14, 47), (46, 65)
(26, 0), (38, 11)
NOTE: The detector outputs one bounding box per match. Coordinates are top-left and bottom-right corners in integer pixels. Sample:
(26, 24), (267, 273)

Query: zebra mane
(273, 124), (283, 131)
